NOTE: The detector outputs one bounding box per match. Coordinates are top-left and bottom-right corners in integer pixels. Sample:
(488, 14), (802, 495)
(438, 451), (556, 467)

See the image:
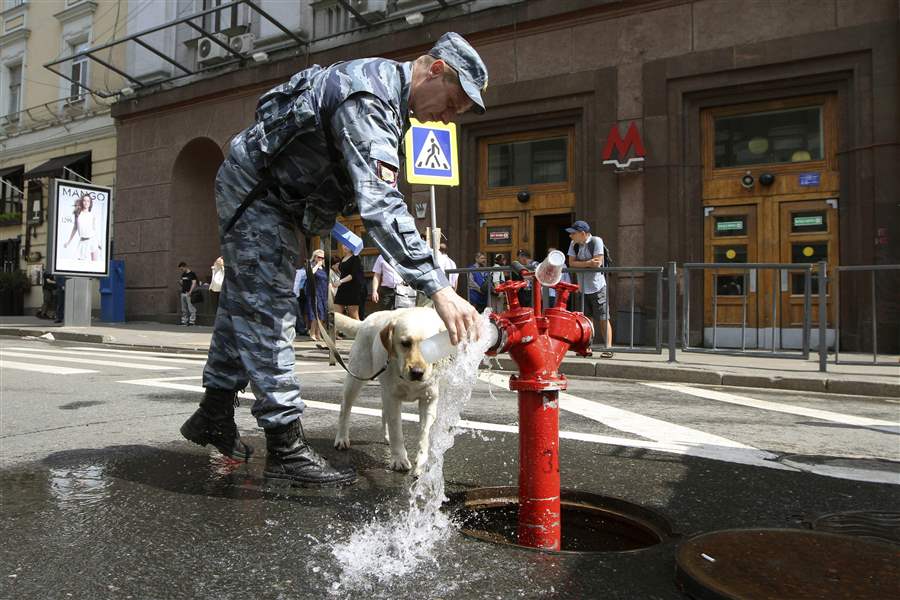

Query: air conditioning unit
(198, 33), (229, 65)
(229, 33), (254, 55)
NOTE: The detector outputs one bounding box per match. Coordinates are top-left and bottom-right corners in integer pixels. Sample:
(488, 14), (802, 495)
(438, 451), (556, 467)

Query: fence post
(667, 262), (677, 363)
(818, 261), (827, 373)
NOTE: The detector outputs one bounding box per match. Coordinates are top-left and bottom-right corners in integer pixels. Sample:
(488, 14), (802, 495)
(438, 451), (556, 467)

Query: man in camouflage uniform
(181, 32), (488, 487)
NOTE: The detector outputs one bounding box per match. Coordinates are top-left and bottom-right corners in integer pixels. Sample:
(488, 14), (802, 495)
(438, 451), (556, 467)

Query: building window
(0, 167), (24, 214)
(6, 63), (22, 119)
(487, 136), (568, 188)
(714, 106), (824, 168)
(68, 42), (88, 103)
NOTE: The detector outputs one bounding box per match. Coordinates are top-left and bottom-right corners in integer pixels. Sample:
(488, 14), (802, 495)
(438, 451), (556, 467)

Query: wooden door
(704, 205), (759, 328)
(480, 215), (519, 265)
(779, 199), (839, 327)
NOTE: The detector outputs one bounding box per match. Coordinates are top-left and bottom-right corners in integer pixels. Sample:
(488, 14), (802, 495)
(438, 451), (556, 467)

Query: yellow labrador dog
(333, 308), (444, 475)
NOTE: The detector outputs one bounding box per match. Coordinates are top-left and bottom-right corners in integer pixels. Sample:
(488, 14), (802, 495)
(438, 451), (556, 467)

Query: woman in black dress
(333, 247), (364, 320)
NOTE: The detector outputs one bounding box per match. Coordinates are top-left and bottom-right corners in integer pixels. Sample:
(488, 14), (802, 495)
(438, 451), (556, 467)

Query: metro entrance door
(702, 198), (839, 349)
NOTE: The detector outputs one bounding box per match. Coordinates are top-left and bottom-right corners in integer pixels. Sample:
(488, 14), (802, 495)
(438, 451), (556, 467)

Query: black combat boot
(264, 420), (357, 487)
(180, 388), (253, 461)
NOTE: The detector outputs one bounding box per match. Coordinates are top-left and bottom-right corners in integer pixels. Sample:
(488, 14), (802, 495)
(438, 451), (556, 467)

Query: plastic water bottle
(535, 249), (566, 287)
(420, 310), (499, 363)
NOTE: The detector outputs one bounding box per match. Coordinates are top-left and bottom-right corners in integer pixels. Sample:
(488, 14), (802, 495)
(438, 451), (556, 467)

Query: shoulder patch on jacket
(376, 160), (398, 187)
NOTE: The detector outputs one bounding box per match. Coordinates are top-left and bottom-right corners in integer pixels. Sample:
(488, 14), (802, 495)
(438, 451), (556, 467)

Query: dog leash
(296, 233), (388, 382)
(315, 322), (389, 382)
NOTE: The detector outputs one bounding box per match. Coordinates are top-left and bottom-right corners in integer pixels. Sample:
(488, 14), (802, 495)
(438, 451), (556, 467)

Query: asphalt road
(1, 338), (898, 599)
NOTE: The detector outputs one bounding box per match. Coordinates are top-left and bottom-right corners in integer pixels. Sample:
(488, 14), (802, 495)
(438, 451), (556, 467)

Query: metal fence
(833, 264), (900, 366)
(681, 262), (818, 361)
(446, 260), (895, 373)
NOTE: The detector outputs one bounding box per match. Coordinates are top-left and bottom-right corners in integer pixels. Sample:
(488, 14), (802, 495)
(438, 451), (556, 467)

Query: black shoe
(180, 388), (253, 461)
(264, 420), (357, 487)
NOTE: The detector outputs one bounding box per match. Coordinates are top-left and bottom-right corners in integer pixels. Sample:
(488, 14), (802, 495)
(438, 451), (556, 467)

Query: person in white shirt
(371, 254), (401, 311)
(438, 242), (458, 290)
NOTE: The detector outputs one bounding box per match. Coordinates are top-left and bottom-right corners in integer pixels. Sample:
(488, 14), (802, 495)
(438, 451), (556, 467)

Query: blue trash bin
(100, 260), (125, 322)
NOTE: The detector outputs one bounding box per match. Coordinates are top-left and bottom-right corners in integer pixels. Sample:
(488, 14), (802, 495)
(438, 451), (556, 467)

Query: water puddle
(328, 315), (497, 594)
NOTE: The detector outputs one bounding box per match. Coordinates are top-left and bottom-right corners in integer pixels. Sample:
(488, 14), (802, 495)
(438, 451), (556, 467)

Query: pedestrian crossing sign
(404, 118), (459, 186)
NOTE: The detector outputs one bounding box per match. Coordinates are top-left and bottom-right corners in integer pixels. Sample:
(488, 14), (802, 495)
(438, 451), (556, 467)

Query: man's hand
(371, 289), (380, 303)
(431, 287), (480, 345)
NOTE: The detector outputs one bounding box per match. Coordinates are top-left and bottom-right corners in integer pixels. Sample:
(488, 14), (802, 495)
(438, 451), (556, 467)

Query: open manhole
(676, 528), (899, 599)
(448, 486), (674, 553)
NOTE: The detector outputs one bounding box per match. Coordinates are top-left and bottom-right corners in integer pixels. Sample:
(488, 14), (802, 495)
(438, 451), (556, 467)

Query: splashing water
(329, 313), (497, 592)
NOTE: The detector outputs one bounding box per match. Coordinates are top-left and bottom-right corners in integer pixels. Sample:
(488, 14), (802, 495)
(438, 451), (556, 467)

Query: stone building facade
(109, 0), (898, 351)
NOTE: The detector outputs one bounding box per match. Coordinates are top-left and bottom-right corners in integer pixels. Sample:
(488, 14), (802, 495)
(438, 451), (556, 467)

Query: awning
(24, 152), (91, 180)
(0, 164), (24, 179)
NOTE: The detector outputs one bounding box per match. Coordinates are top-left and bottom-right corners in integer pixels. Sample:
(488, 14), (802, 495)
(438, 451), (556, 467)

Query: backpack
(574, 236), (613, 267)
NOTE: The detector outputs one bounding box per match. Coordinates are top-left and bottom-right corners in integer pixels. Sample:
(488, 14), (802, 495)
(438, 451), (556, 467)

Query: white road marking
(0, 360), (97, 375)
(117, 375), (897, 485)
(67, 347), (209, 359)
(643, 382), (899, 428)
(8, 347), (207, 366)
(0, 350), (179, 371)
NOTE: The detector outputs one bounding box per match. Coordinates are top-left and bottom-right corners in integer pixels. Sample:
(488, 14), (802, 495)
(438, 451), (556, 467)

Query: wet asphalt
(1, 340), (898, 599)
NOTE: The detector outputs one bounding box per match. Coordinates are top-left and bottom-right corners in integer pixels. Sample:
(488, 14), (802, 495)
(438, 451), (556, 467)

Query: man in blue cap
(566, 220), (614, 358)
(180, 33), (488, 486)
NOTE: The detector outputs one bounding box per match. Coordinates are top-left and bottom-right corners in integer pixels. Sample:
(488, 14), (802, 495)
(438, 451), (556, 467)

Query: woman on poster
(63, 193), (101, 262)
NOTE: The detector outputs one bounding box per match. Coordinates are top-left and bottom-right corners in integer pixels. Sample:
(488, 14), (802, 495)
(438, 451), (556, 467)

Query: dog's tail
(333, 312), (362, 338)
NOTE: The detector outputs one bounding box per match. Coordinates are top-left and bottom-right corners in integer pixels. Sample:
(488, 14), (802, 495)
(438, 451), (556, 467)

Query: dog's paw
(389, 455), (412, 472)
(334, 435), (351, 450)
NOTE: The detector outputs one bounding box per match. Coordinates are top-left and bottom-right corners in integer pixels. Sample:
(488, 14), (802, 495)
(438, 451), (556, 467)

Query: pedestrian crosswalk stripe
(643, 382), (898, 428)
(0, 359), (97, 375)
(0, 350), (180, 371)
(9, 347), (207, 366)
(68, 347), (208, 361)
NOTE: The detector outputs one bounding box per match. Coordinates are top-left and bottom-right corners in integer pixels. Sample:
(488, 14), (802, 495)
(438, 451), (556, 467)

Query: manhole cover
(811, 510), (900, 545)
(448, 486), (673, 554)
(676, 528), (899, 599)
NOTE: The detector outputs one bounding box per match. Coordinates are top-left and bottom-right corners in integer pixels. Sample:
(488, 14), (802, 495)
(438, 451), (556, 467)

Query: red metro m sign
(601, 121), (646, 172)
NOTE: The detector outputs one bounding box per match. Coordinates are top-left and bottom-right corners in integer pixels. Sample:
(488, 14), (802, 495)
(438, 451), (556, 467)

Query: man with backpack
(566, 220), (614, 358)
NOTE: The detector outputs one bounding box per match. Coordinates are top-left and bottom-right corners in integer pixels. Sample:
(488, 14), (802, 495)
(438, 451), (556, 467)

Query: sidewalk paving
(1, 316), (897, 398)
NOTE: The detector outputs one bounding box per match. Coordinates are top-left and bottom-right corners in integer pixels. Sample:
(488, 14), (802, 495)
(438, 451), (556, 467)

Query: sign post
(404, 118), (459, 255)
(48, 179), (113, 326)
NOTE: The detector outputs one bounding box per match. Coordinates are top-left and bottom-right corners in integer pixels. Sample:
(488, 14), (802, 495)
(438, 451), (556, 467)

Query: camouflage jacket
(232, 58), (448, 296)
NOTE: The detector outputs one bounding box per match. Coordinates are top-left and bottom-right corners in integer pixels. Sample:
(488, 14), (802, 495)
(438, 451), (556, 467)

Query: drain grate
(810, 510), (900, 545)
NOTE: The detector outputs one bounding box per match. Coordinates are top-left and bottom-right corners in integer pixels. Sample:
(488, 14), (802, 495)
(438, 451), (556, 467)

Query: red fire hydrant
(486, 276), (593, 550)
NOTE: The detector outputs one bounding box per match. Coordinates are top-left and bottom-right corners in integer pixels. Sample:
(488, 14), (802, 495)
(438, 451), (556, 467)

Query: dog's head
(379, 310), (443, 382)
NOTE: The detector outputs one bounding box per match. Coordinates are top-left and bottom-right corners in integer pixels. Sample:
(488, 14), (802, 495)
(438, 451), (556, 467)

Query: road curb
(721, 374), (828, 394)
(826, 379), (900, 399)
(0, 327), (110, 344)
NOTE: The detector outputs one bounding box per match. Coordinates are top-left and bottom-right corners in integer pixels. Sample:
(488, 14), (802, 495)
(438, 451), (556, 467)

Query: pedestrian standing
(512, 249), (539, 308)
(178, 261), (198, 326)
(371, 254), (400, 311)
(566, 220), (614, 357)
(304, 249), (329, 346)
(181, 32), (487, 487)
(54, 274), (66, 324)
(467, 252), (489, 313)
(292, 265), (309, 336)
(490, 253), (509, 313)
(209, 256), (225, 313)
(437, 242), (459, 290)
(333, 246), (364, 321)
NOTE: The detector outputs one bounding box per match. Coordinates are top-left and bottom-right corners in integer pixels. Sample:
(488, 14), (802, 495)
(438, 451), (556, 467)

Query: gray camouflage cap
(428, 32), (488, 114)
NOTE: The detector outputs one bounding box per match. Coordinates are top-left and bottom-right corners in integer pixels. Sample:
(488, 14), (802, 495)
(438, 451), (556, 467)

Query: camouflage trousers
(201, 156), (305, 429)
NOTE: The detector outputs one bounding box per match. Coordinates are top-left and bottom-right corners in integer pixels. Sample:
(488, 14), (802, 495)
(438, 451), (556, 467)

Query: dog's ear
(379, 324), (395, 357)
